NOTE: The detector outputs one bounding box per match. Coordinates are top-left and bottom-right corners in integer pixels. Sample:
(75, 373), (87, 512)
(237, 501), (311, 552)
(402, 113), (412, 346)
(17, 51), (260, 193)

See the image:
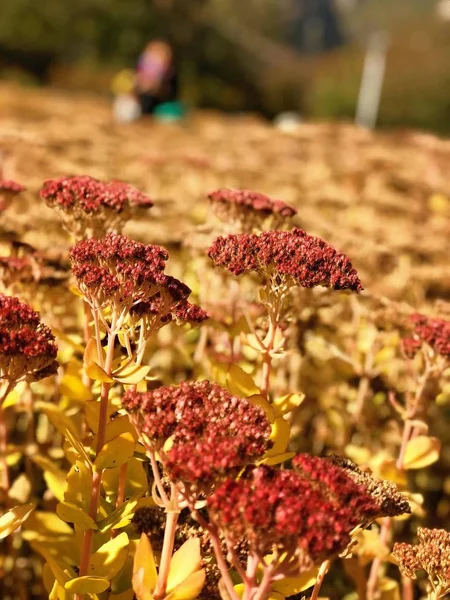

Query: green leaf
(56, 501), (97, 531)
(94, 432), (135, 471)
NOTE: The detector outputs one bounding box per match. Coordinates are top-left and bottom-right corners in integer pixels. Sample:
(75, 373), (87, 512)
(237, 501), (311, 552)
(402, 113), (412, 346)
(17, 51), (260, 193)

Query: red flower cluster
(402, 313), (450, 358)
(41, 175), (153, 237)
(208, 455), (409, 561)
(0, 256), (35, 292)
(0, 180), (26, 211)
(122, 380), (271, 487)
(208, 189), (297, 232)
(71, 233), (207, 329)
(0, 294), (58, 383)
(208, 228), (362, 292)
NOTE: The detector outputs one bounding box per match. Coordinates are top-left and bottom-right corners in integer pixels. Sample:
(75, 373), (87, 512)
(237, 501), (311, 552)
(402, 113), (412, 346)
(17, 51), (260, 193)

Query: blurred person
(135, 40), (178, 115)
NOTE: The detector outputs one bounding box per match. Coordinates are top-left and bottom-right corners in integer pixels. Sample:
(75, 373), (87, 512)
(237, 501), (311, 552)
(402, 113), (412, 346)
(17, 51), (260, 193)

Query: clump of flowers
(209, 228), (362, 292)
(205, 455), (410, 600)
(402, 313), (450, 358)
(0, 293), (58, 387)
(0, 180), (26, 212)
(122, 380), (271, 492)
(393, 528), (450, 599)
(41, 175), (153, 238)
(208, 188), (297, 233)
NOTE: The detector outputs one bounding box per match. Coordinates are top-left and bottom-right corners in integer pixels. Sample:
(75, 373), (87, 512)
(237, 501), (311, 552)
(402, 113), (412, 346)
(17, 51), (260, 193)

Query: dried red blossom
(71, 233), (207, 333)
(0, 294), (58, 383)
(208, 189), (297, 232)
(122, 380), (271, 486)
(70, 233), (168, 307)
(209, 455), (409, 562)
(0, 180), (26, 211)
(208, 228), (362, 292)
(41, 175), (153, 237)
(393, 528), (450, 596)
(402, 313), (450, 358)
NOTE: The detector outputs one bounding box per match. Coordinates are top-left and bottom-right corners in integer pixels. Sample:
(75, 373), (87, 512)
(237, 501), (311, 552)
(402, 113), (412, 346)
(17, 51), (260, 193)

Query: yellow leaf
(35, 401), (79, 438)
(89, 532), (129, 579)
(33, 456), (67, 502)
(56, 501), (97, 531)
(64, 461), (93, 513)
(226, 365), (259, 397)
(30, 542), (76, 586)
(259, 452), (296, 466)
(65, 576), (110, 594)
(272, 567), (319, 595)
(102, 457), (147, 501)
(0, 503), (35, 539)
(60, 374), (92, 402)
(267, 417), (291, 457)
(94, 432), (136, 471)
(247, 394), (275, 422)
(64, 428), (92, 467)
(133, 534), (158, 599)
(113, 362), (151, 385)
(273, 393), (305, 417)
(52, 328), (85, 354)
(167, 538), (202, 592)
(85, 399), (117, 433)
(378, 577), (400, 600)
(100, 415), (138, 445)
(403, 436), (441, 470)
(84, 337), (103, 365)
(9, 473), (31, 504)
(85, 361), (114, 383)
(3, 389), (19, 409)
(167, 569), (206, 600)
(23, 510), (74, 538)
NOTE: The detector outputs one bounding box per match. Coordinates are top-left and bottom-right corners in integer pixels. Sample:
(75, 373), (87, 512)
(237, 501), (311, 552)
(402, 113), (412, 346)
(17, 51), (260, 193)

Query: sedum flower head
(71, 233), (207, 331)
(393, 528), (450, 598)
(208, 228), (362, 292)
(41, 175), (153, 237)
(122, 380), (271, 488)
(0, 294), (58, 384)
(0, 179), (26, 211)
(402, 313), (450, 358)
(208, 188), (297, 232)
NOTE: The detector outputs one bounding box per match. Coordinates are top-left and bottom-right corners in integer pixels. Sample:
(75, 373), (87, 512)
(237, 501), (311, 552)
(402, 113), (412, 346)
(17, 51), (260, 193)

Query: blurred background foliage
(0, 0), (449, 131)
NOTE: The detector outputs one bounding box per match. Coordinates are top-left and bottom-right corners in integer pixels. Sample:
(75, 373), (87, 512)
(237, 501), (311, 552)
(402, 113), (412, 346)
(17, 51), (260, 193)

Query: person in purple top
(135, 40), (178, 115)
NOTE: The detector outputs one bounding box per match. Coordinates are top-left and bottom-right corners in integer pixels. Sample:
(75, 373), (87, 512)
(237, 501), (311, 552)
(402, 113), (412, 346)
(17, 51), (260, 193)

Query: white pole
(355, 31), (388, 129)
